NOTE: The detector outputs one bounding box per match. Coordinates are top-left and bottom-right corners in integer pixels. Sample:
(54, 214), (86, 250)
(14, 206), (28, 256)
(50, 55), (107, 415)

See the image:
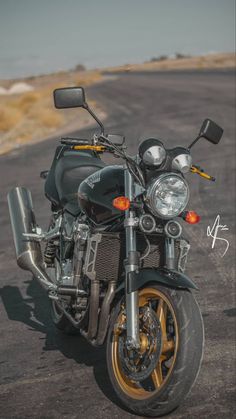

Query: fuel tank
(78, 165), (125, 225)
(44, 146), (105, 215)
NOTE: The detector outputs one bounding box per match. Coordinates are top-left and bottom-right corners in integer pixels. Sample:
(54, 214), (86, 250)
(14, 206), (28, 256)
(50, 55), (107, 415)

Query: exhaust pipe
(7, 187), (56, 291)
(95, 280), (116, 345)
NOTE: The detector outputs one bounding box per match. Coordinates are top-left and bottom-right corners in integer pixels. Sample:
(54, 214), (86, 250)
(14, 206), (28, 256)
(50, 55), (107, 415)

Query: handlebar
(60, 138), (90, 146)
(60, 135), (125, 148)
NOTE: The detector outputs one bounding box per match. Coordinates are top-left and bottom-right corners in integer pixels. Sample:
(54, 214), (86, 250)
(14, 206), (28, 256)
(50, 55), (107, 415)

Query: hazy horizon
(0, 0), (235, 79)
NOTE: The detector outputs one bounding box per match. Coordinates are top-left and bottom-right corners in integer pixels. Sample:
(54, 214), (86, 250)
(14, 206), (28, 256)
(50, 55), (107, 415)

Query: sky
(0, 0), (235, 79)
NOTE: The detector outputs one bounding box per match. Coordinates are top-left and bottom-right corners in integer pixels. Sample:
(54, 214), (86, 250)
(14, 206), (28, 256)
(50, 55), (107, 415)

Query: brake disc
(118, 306), (162, 382)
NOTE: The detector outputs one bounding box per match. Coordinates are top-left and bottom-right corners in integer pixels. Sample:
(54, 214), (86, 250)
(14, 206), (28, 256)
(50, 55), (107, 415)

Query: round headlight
(146, 173), (189, 219)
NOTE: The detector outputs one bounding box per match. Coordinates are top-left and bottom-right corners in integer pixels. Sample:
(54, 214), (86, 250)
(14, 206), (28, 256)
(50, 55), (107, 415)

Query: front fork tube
(165, 237), (176, 270)
(124, 169), (140, 349)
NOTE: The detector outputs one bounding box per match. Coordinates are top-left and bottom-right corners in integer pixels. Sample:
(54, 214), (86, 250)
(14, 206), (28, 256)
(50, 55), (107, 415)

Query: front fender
(116, 268), (198, 294)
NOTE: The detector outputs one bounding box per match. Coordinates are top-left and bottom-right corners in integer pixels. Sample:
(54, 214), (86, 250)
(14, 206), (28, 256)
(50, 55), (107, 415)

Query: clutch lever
(98, 134), (126, 147)
(59, 138), (106, 156)
(191, 165), (215, 181)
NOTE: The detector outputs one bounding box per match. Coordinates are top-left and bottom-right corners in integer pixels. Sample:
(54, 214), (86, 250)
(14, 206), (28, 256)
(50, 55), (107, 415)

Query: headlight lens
(146, 173), (189, 219)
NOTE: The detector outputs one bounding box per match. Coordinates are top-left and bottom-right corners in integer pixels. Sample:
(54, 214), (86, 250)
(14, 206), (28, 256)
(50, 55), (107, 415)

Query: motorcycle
(8, 86), (223, 417)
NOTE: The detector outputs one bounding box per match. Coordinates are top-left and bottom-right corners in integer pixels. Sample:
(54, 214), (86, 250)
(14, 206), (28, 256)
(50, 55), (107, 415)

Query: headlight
(146, 173), (189, 219)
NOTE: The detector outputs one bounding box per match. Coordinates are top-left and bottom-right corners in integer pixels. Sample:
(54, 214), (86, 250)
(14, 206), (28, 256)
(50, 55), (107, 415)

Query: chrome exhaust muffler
(7, 187), (56, 291)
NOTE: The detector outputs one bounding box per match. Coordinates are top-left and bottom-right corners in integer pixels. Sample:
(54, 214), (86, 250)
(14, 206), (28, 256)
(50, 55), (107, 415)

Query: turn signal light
(183, 211), (200, 224)
(112, 196), (130, 211)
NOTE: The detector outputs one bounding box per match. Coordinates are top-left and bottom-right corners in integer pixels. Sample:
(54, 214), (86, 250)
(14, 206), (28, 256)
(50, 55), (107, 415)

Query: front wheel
(106, 285), (204, 417)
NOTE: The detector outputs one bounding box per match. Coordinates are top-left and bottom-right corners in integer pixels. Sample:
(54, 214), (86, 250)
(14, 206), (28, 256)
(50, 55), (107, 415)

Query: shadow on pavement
(0, 278), (123, 410)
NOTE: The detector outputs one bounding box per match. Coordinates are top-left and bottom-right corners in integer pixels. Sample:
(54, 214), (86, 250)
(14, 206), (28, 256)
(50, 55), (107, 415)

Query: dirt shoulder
(0, 53), (234, 155)
(104, 52), (235, 73)
(0, 70), (105, 155)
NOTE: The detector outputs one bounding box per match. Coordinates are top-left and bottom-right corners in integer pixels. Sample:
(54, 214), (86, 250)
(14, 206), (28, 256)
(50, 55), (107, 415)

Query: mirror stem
(83, 103), (104, 134)
(188, 135), (201, 150)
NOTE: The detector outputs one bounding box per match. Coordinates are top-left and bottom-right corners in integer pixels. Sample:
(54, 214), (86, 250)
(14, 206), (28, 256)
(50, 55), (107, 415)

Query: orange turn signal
(112, 196), (130, 211)
(183, 211), (200, 224)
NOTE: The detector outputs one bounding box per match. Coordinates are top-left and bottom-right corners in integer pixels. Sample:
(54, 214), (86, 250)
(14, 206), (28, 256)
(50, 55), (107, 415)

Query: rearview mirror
(199, 118), (223, 144)
(53, 87), (86, 109)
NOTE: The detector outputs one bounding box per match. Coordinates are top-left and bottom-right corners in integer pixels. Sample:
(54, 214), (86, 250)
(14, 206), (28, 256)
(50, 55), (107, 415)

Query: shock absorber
(44, 240), (56, 265)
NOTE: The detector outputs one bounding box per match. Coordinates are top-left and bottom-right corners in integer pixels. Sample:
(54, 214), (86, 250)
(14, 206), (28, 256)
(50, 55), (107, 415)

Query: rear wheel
(106, 285), (204, 417)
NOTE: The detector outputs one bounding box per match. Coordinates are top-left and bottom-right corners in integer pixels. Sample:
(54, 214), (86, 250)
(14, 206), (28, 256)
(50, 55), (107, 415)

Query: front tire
(106, 285), (204, 417)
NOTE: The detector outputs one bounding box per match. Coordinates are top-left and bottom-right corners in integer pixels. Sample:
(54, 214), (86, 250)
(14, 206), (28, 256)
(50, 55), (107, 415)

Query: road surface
(0, 70), (235, 418)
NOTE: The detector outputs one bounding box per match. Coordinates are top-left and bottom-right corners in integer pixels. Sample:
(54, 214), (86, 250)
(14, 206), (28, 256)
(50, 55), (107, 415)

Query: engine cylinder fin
(44, 240), (56, 265)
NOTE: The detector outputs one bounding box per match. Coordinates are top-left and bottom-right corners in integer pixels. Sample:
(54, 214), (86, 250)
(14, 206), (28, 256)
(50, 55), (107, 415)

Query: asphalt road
(0, 70), (235, 419)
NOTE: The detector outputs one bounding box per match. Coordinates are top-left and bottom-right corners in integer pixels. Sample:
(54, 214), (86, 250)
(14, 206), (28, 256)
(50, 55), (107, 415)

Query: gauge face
(146, 173), (189, 219)
(139, 138), (166, 167)
(172, 153), (192, 173)
(143, 145), (166, 166)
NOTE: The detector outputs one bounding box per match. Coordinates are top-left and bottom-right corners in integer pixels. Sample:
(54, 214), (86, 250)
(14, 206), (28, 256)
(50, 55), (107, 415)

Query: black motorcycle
(8, 86), (223, 417)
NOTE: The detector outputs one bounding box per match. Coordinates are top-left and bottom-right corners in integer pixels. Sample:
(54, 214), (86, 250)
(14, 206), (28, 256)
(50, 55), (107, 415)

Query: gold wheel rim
(111, 288), (179, 400)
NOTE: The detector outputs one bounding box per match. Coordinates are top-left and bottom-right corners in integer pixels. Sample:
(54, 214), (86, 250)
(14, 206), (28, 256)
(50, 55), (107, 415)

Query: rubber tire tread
(106, 285), (204, 417)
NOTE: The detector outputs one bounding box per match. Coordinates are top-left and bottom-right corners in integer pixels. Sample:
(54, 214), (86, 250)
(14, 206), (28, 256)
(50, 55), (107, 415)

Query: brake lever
(191, 165), (215, 181)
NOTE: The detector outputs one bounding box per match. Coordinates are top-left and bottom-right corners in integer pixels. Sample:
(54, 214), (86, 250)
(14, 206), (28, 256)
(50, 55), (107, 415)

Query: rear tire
(106, 285), (204, 417)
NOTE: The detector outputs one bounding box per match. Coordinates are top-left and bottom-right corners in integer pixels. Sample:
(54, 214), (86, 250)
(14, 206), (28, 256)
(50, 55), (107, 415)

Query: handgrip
(60, 137), (90, 145)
